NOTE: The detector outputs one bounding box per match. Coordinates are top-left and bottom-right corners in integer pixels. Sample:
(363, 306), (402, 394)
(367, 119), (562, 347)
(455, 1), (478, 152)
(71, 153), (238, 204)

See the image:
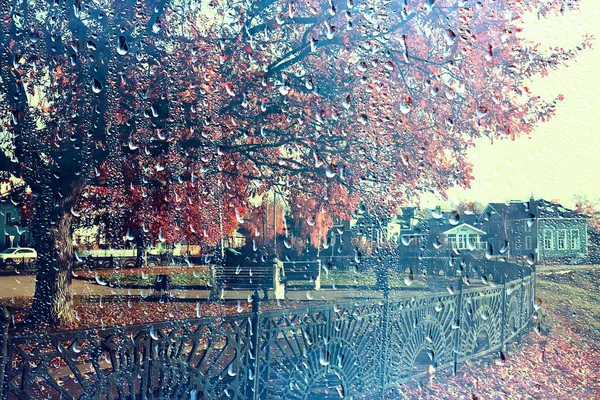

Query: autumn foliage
(0, 0), (590, 323)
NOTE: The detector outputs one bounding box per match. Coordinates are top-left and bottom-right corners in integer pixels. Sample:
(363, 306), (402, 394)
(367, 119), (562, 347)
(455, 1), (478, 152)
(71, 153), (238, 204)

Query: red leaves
(400, 316), (600, 399)
(2, 0), (586, 266)
(3, 296), (308, 332)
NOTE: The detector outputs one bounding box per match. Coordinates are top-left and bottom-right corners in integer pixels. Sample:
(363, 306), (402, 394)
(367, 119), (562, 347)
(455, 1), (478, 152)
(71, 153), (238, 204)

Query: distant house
(350, 213), (388, 246)
(386, 207), (418, 245)
(0, 201), (30, 250)
(440, 223), (487, 251)
(478, 198), (588, 264)
(0, 178), (31, 250)
(394, 208), (426, 255)
(226, 231), (246, 249)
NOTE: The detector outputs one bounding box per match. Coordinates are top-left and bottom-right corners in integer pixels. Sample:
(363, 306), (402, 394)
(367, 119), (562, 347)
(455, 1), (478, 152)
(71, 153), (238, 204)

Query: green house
(479, 199), (588, 264)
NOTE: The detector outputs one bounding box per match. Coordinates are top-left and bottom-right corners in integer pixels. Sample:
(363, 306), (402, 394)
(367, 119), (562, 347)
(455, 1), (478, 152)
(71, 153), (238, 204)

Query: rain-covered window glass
(544, 230), (554, 250)
(448, 234), (457, 249)
(0, 0), (599, 398)
(557, 229), (567, 250)
(570, 229), (580, 250)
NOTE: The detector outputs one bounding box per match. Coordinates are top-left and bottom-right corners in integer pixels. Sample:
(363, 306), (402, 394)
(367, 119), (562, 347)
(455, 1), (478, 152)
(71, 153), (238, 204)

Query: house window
(557, 229), (566, 250)
(514, 238), (522, 250)
(570, 229), (580, 250)
(5, 212), (11, 225)
(525, 236), (532, 250)
(4, 235), (10, 248)
(19, 234), (26, 246)
(458, 234), (467, 249)
(468, 234), (477, 250)
(448, 234), (457, 248)
(543, 229), (553, 250)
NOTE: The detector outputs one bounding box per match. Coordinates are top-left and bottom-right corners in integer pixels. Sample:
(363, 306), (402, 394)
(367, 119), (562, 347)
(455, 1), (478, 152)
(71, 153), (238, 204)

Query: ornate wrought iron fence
(0, 265), (535, 399)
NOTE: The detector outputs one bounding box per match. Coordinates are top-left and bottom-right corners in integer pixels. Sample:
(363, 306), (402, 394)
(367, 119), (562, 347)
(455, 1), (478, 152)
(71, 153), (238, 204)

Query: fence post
(314, 260), (321, 291)
(379, 268), (389, 396)
(452, 273), (464, 374)
(532, 264), (537, 319)
(145, 324), (155, 398)
(520, 272), (525, 334)
(247, 290), (262, 400)
(500, 279), (507, 352)
(273, 259), (285, 300)
(0, 306), (10, 400)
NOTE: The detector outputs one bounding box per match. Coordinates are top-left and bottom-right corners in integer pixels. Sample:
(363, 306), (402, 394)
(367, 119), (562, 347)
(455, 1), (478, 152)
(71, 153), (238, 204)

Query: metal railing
(0, 262), (536, 399)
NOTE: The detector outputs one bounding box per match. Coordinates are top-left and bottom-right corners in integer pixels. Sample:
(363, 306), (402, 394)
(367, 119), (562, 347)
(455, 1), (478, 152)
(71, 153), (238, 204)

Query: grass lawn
(289, 269), (429, 289)
(100, 270), (212, 287)
(535, 265), (600, 339)
(88, 267), (431, 290)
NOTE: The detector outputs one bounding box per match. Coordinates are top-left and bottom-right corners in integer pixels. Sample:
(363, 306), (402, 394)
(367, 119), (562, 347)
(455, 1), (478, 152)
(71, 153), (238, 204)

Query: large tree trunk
(30, 182), (84, 326)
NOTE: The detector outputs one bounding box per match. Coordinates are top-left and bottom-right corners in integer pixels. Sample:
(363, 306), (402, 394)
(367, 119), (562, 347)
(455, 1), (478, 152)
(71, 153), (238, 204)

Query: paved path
(0, 274), (459, 303)
(0, 275), (398, 302)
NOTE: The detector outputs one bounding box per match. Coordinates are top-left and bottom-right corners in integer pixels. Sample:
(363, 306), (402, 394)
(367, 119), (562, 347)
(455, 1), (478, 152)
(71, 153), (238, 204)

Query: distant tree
(0, 0), (588, 324)
(574, 199), (600, 263)
(574, 199), (600, 232)
(455, 200), (484, 216)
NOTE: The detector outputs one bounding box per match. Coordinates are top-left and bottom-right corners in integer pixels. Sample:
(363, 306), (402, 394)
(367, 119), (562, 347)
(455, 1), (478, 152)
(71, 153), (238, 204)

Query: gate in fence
(0, 263), (536, 399)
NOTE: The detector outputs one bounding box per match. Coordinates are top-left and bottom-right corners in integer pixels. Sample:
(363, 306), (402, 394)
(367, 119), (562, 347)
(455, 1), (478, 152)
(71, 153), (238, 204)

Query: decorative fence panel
(1, 269), (536, 399)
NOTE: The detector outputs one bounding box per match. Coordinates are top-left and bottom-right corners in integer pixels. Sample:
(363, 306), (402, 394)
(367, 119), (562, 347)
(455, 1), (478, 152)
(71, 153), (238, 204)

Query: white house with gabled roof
(440, 223), (487, 251)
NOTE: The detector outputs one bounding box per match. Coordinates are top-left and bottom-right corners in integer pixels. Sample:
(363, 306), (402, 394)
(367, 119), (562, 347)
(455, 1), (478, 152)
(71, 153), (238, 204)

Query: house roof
(424, 208), (481, 227)
(480, 201), (531, 221)
(441, 223), (486, 235)
(480, 199), (588, 221)
(535, 199), (589, 219)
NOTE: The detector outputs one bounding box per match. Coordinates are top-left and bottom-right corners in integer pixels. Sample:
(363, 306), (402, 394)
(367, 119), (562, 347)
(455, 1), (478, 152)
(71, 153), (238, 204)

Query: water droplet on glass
(95, 273), (107, 286)
(235, 209), (244, 224)
(91, 78), (103, 93)
(150, 326), (160, 340)
(227, 363), (237, 377)
(319, 349), (331, 366)
(152, 17), (162, 33)
(117, 36), (129, 55)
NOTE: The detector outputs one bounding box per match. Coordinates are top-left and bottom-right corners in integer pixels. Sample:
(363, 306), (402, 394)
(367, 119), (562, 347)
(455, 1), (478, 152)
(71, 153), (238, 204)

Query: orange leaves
(178, 87), (197, 102)
(1, 0), (583, 258)
(52, 65), (65, 79)
(114, 112), (129, 126)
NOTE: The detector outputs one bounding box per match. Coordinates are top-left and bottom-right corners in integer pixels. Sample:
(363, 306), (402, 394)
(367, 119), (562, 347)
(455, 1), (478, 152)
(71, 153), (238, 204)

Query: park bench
(280, 260), (322, 290)
(74, 255), (138, 270)
(215, 261), (275, 299)
(215, 259), (322, 299)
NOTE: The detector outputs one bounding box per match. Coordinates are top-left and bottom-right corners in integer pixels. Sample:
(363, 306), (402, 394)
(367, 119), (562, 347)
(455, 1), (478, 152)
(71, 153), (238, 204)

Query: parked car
(0, 247), (37, 268)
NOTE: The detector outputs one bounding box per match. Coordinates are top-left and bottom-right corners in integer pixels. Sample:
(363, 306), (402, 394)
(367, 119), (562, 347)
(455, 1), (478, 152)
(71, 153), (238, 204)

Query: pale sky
(421, 0), (600, 210)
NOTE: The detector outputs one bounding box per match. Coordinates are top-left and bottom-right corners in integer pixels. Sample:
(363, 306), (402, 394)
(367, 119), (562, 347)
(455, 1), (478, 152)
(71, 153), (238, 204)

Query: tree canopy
(0, 0), (588, 323)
